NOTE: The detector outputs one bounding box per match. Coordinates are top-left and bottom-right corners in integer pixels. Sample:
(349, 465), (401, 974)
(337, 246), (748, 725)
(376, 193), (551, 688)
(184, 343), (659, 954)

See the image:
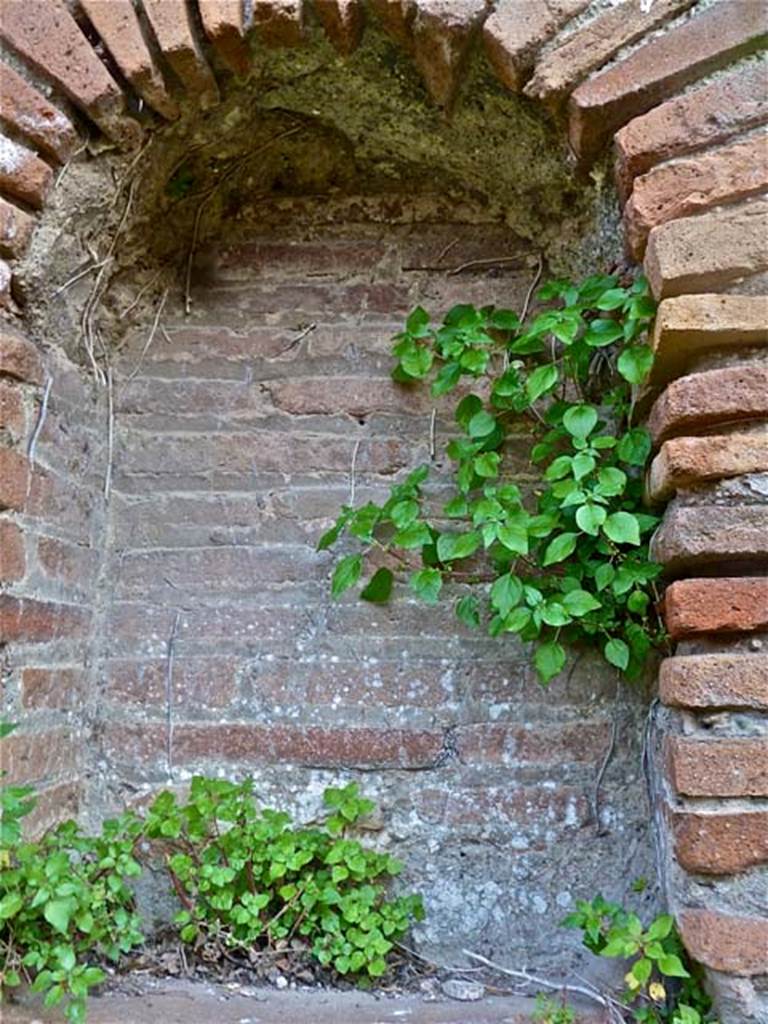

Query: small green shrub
(144, 778), (424, 980)
(0, 801), (144, 1024)
(533, 993), (576, 1024)
(320, 272), (666, 684)
(562, 896), (716, 1023)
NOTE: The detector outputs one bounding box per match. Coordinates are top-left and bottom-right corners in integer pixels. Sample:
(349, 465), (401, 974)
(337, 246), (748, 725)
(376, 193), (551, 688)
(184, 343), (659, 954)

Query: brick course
(678, 910), (768, 975)
(663, 578), (768, 639)
(667, 736), (768, 798)
(659, 654), (768, 710)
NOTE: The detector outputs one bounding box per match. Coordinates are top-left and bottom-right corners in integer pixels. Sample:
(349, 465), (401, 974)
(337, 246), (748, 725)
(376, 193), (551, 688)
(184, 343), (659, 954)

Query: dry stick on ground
(462, 950), (629, 1022)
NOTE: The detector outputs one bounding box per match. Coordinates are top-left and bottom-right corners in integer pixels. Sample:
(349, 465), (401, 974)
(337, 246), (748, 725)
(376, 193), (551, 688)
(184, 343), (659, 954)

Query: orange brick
(0, 133), (54, 210)
(663, 578), (768, 640)
(660, 654), (768, 710)
(679, 910), (768, 975)
(198, 0), (251, 77)
(667, 735), (768, 798)
(670, 809), (768, 875)
(0, 519), (25, 581)
(648, 364), (768, 444)
(314, 0), (365, 56)
(0, 61), (77, 163)
(648, 433), (768, 502)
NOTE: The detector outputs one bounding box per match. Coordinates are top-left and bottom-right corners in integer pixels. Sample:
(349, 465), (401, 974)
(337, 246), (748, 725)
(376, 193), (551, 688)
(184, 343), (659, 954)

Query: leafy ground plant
(562, 897), (716, 1024)
(319, 272), (666, 683)
(144, 778), (424, 981)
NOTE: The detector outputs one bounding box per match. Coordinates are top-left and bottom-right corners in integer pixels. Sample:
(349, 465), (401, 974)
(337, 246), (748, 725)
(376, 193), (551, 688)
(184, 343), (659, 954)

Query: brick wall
(0, 0), (767, 1015)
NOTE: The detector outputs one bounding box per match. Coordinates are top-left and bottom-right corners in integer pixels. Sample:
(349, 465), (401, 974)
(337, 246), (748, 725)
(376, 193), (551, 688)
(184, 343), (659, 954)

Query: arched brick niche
(0, 1), (766, 1017)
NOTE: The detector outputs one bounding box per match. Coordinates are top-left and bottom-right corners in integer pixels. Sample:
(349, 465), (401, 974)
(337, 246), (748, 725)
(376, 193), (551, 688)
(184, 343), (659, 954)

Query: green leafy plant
(319, 272), (666, 683)
(0, 723), (36, 858)
(144, 778), (424, 981)
(562, 897), (716, 1023)
(0, 806), (144, 1023)
(533, 993), (576, 1024)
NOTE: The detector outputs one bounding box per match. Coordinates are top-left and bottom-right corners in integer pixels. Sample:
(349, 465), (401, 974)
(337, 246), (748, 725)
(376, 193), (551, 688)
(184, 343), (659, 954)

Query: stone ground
(4, 978), (605, 1023)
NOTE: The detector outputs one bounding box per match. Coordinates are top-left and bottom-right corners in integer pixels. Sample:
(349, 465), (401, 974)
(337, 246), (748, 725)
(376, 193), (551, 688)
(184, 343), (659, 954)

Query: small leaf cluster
(320, 272), (665, 683)
(144, 778), (424, 980)
(562, 897), (716, 1024)
(0, 800), (144, 1024)
(0, 722), (35, 853)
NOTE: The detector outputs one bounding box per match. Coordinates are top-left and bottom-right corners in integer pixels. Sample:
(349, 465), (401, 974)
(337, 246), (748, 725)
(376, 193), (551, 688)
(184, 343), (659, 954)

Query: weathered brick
(143, 0), (220, 108)
(648, 433), (768, 502)
(106, 722), (445, 770)
(21, 780), (79, 838)
(624, 133), (768, 260)
(614, 61), (768, 201)
(667, 735), (768, 798)
(36, 534), (98, 591)
(526, 0), (695, 109)
(0, 448), (31, 511)
(415, 784), (590, 835)
(21, 666), (85, 709)
(0, 196), (35, 259)
(678, 910), (768, 975)
(670, 808), (768, 875)
(645, 198), (768, 300)
(455, 721), (610, 766)
(411, 0), (489, 108)
(198, 0), (251, 77)
(648, 294), (768, 387)
(648, 364), (768, 444)
(483, 0), (589, 93)
(0, 594), (90, 643)
(0, 728), (78, 785)
(663, 578), (768, 640)
(80, 0), (178, 119)
(0, 133), (54, 210)
(266, 375), (434, 416)
(0, 61), (78, 163)
(251, 0), (305, 47)
(651, 504), (768, 572)
(0, 258), (11, 308)
(0, 326), (43, 384)
(659, 654), (768, 710)
(0, 0), (141, 145)
(314, 0), (365, 56)
(103, 657), (238, 707)
(568, 2), (768, 162)
(0, 379), (25, 437)
(0, 519), (25, 581)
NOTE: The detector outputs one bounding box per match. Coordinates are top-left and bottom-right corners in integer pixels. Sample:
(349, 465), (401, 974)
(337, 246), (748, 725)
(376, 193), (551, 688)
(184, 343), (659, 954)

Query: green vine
(320, 271), (666, 683)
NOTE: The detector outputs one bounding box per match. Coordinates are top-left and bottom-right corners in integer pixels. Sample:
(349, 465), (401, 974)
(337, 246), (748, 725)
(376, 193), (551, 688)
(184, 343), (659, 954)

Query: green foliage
(562, 897), (717, 1024)
(0, 722), (36, 854)
(319, 272), (665, 684)
(0, 798), (144, 1024)
(533, 994), (576, 1024)
(143, 778), (423, 981)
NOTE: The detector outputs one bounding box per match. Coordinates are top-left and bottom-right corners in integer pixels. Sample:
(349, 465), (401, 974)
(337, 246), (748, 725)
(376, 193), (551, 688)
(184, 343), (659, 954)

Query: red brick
(0, 133), (54, 210)
(80, 0), (178, 120)
(0, 379), (25, 437)
(670, 808), (768, 875)
(678, 910), (768, 975)
(106, 723), (445, 770)
(483, 0), (589, 93)
(649, 364), (768, 444)
(411, 0), (488, 108)
(525, 0), (695, 109)
(0, 326), (43, 384)
(0, 196), (34, 259)
(456, 721), (610, 765)
(251, 0), (305, 47)
(651, 505), (768, 573)
(21, 666), (85, 709)
(568, 3), (768, 162)
(143, 0), (219, 108)
(36, 534), (98, 590)
(0, 448), (31, 511)
(625, 133), (768, 260)
(0, 728), (78, 785)
(659, 654), (768, 711)
(648, 294), (768, 387)
(0, 61), (78, 163)
(0, 0), (141, 146)
(314, 0), (365, 56)
(0, 519), (25, 581)
(614, 62), (768, 201)
(0, 594), (90, 643)
(21, 780), (79, 838)
(645, 198), (768, 300)
(103, 657), (238, 708)
(663, 578), (768, 640)
(667, 735), (768, 797)
(199, 0), (251, 77)
(648, 433), (768, 502)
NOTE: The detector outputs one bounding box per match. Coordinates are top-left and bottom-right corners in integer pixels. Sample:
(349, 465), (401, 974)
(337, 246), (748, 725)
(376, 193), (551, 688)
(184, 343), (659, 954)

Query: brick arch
(1, 2), (766, 1017)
